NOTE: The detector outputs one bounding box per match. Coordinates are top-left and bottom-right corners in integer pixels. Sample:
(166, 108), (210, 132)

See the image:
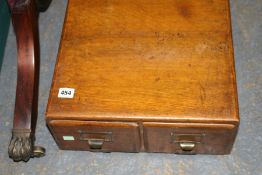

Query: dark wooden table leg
(7, 0), (47, 162)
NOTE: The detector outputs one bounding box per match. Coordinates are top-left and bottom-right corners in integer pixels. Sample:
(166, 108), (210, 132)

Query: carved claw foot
(8, 130), (33, 162)
(8, 129), (45, 162)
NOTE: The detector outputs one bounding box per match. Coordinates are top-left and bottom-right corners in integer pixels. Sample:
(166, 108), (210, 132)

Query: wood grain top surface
(46, 0), (239, 124)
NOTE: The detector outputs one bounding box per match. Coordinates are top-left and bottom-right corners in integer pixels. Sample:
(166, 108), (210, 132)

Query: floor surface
(0, 0), (261, 174)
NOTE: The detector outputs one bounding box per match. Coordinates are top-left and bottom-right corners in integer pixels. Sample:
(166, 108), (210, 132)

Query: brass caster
(32, 146), (46, 158)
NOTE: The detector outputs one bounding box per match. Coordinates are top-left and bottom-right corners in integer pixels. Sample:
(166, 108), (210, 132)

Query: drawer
(143, 122), (237, 154)
(48, 120), (140, 152)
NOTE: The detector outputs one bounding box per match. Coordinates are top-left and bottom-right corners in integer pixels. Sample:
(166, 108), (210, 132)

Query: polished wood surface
(47, 0), (238, 125)
(46, 0), (239, 154)
(9, 0), (40, 132)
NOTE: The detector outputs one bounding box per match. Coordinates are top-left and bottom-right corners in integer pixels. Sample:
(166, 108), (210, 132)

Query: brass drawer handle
(78, 130), (112, 150)
(179, 142), (196, 152)
(88, 139), (104, 150)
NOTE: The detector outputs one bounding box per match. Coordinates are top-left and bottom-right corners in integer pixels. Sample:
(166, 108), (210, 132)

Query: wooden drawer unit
(48, 121), (141, 152)
(143, 123), (237, 154)
(46, 0), (239, 154)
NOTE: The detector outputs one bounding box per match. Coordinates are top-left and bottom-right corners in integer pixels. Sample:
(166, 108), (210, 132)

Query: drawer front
(144, 122), (237, 154)
(48, 120), (140, 152)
